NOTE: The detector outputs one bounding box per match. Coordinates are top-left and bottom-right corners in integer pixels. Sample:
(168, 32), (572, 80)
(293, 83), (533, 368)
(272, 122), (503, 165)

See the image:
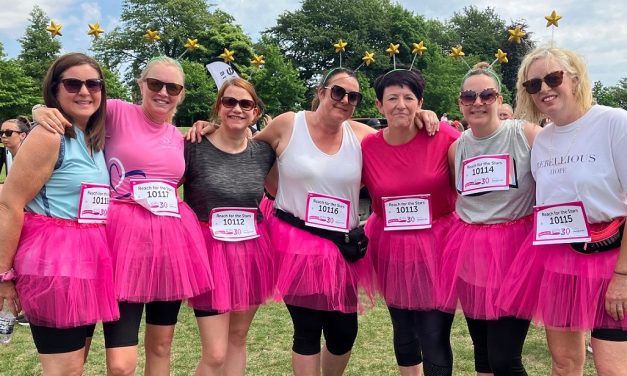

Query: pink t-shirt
(105, 99), (184, 201)
(362, 125), (459, 220)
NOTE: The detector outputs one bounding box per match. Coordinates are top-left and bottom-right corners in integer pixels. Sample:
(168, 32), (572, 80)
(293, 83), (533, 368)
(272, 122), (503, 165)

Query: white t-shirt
(5, 149), (12, 173)
(531, 105), (627, 223)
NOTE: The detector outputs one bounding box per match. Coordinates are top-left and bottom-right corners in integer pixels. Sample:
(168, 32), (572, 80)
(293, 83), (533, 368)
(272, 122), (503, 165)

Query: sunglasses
(0, 130), (24, 137)
(144, 78), (184, 96)
(324, 85), (363, 106)
(522, 71), (564, 94)
(59, 78), (104, 94)
(459, 88), (499, 106)
(220, 96), (257, 111)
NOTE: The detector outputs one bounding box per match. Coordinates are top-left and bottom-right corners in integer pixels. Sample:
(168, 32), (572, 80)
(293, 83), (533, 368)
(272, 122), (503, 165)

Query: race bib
(533, 201), (591, 245)
(77, 183), (109, 224)
(131, 179), (180, 217)
(461, 154), (510, 195)
(382, 194), (432, 231)
(304, 192), (350, 232)
(209, 208), (259, 242)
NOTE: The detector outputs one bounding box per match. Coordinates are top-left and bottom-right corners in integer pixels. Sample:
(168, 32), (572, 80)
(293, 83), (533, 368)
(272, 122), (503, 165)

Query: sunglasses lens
(330, 86), (346, 101)
(62, 79), (84, 93)
(523, 79), (542, 94)
(165, 83), (183, 96)
(479, 89), (498, 105)
(85, 79), (103, 93)
(1, 131), (12, 137)
(146, 78), (164, 92)
(459, 91), (477, 106)
(221, 97), (238, 108)
(544, 71), (564, 88)
(347, 92), (363, 106)
(238, 100), (255, 111)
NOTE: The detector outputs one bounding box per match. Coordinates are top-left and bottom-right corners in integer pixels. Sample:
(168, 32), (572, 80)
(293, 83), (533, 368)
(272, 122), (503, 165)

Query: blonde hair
(138, 56), (186, 123)
(461, 62), (502, 91)
(514, 47), (593, 124)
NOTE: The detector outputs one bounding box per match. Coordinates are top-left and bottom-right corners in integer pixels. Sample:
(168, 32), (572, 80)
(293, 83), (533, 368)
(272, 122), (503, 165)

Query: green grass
(2, 301), (598, 375)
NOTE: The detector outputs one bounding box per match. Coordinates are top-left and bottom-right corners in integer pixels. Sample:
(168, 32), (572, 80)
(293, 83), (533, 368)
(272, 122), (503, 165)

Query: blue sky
(0, 0), (625, 86)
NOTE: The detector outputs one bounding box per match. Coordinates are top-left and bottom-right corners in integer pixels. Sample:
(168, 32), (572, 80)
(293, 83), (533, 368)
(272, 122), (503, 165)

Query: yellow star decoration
(334, 40), (348, 53)
(144, 30), (160, 43)
(412, 41), (427, 56)
(495, 49), (508, 64)
(184, 38), (200, 50)
(386, 43), (400, 57)
(362, 51), (375, 66)
(508, 26), (526, 44)
(251, 54), (265, 67)
(46, 21), (63, 38)
(87, 23), (104, 39)
(545, 10), (562, 27)
(219, 48), (235, 63)
(450, 46), (465, 59)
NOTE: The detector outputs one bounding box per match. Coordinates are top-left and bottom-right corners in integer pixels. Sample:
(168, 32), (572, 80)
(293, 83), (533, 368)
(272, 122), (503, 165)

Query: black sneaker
(16, 314), (29, 326)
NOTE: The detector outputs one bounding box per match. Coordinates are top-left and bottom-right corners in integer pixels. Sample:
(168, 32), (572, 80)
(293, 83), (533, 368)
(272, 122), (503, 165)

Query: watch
(0, 268), (16, 282)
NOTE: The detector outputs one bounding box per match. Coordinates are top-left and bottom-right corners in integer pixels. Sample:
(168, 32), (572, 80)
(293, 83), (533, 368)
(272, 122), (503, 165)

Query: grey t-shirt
(183, 137), (276, 222)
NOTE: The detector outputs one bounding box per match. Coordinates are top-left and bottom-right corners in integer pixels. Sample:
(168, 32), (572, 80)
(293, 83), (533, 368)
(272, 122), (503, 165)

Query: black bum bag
(275, 209), (368, 262)
(570, 218), (625, 254)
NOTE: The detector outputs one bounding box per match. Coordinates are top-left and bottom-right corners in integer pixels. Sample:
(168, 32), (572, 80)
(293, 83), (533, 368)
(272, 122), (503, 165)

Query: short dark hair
(42, 53), (107, 152)
(373, 68), (425, 102)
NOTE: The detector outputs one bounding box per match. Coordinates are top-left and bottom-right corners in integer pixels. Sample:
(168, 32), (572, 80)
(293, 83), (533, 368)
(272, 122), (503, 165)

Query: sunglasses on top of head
(220, 96), (257, 111)
(144, 78), (184, 96)
(324, 85), (363, 107)
(0, 130), (24, 137)
(459, 88), (499, 106)
(59, 78), (104, 94)
(522, 70), (564, 95)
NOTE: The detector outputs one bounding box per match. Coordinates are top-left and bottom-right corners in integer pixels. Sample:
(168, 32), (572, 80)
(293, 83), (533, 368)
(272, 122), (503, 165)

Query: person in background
(498, 103), (514, 120)
(440, 112), (449, 123)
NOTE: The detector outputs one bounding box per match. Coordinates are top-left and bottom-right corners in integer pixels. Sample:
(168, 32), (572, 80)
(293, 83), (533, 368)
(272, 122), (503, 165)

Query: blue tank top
(27, 127), (109, 219)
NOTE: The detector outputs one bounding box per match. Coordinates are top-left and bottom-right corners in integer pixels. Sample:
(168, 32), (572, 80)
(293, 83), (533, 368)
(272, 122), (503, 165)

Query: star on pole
(219, 48), (235, 63)
(251, 54), (265, 67)
(495, 49), (508, 64)
(508, 26), (526, 44)
(46, 21), (63, 38)
(545, 10), (562, 27)
(412, 41), (427, 56)
(87, 23), (104, 39)
(144, 29), (160, 42)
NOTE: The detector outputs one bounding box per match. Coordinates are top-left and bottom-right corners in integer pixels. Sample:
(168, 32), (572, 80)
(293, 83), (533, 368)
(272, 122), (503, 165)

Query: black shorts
(103, 301), (182, 348)
(30, 324), (96, 354)
(592, 328), (627, 342)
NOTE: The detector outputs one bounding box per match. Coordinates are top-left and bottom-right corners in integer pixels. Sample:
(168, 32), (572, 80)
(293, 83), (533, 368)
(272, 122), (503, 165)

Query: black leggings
(103, 301), (182, 348)
(388, 307), (454, 375)
(286, 304), (358, 356)
(465, 316), (530, 376)
(30, 324), (96, 354)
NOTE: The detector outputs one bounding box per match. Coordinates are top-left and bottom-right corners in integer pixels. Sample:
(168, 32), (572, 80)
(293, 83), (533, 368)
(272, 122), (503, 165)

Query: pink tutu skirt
(269, 214), (374, 313)
(438, 215), (533, 320)
(189, 224), (275, 312)
(498, 227), (627, 331)
(14, 213), (119, 328)
(259, 195), (275, 222)
(107, 200), (214, 302)
(366, 212), (455, 310)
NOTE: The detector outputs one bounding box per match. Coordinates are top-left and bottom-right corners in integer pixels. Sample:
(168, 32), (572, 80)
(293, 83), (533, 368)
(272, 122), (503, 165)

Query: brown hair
(2, 116), (32, 133)
(212, 78), (261, 123)
(42, 53), (106, 152)
(311, 68), (358, 111)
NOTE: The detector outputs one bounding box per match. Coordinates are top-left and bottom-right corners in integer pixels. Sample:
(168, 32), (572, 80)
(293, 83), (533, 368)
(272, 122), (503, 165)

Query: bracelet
(32, 104), (47, 112)
(614, 270), (627, 276)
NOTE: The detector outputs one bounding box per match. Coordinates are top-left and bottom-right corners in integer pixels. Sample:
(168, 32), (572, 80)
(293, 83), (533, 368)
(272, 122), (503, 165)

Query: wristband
(0, 268), (15, 282)
(32, 104), (47, 112)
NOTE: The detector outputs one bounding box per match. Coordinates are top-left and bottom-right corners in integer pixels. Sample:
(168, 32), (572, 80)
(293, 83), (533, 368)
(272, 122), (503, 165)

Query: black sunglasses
(220, 96), (256, 111)
(522, 71), (564, 94)
(60, 78), (104, 94)
(144, 78), (184, 96)
(0, 130), (24, 137)
(324, 85), (363, 106)
(459, 88), (499, 106)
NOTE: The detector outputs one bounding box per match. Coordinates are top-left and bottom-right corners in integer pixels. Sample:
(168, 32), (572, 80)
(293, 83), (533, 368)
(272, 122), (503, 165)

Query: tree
(0, 43), (41, 120)
(174, 60), (215, 126)
(446, 6), (506, 62)
(592, 81), (618, 107)
(17, 6), (61, 86)
(610, 78), (627, 110)
(248, 37), (306, 116)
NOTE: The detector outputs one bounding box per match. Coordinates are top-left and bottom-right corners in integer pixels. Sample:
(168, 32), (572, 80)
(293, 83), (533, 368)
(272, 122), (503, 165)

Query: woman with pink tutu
(184, 78), (275, 375)
(361, 69), (459, 375)
(498, 47), (627, 374)
(33, 56), (214, 375)
(438, 62), (541, 375)
(0, 53), (118, 374)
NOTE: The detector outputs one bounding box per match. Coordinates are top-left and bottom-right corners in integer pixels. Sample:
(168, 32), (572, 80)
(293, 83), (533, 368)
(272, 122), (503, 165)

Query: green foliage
(447, 6), (506, 62)
(248, 37), (307, 116)
(174, 60), (215, 126)
(17, 6), (61, 86)
(594, 78), (627, 110)
(0, 44), (41, 120)
(101, 66), (131, 101)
